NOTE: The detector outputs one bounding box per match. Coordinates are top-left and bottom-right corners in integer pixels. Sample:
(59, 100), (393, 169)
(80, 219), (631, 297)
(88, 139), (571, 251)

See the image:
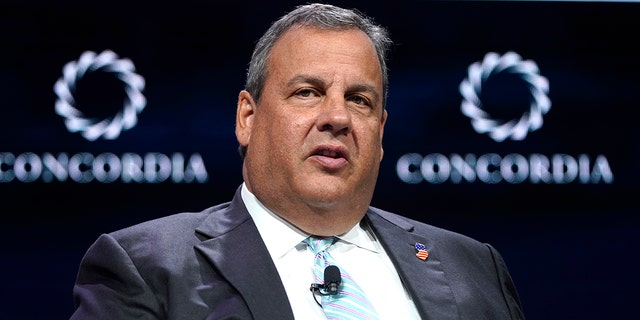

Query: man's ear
(379, 109), (388, 162)
(236, 90), (255, 147)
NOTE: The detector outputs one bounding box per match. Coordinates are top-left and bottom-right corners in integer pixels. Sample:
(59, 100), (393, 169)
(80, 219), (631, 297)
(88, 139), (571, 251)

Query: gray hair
(245, 3), (392, 104)
(239, 3), (393, 157)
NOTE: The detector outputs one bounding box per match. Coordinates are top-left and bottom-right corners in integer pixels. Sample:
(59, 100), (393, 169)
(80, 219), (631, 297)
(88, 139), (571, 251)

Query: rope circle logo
(459, 51), (551, 142)
(53, 50), (147, 141)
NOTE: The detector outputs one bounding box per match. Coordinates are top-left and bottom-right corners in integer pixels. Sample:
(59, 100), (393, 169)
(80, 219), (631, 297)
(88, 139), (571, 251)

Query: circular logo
(53, 50), (146, 141)
(459, 51), (551, 142)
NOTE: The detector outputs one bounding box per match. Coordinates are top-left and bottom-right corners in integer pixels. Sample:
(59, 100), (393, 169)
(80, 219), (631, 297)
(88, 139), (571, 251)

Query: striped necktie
(304, 236), (380, 320)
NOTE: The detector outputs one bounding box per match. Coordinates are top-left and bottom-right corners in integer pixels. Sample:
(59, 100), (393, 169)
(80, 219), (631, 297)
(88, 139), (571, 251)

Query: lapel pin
(415, 242), (429, 261)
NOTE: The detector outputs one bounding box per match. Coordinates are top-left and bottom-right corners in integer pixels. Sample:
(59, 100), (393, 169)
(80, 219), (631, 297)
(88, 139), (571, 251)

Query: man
(70, 3), (525, 319)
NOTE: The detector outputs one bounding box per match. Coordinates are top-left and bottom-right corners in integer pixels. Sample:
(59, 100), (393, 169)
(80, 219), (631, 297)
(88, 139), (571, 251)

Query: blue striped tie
(304, 236), (380, 320)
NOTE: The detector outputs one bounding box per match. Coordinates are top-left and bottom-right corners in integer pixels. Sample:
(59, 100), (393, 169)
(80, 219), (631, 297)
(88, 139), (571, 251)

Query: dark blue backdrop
(1, 0), (638, 319)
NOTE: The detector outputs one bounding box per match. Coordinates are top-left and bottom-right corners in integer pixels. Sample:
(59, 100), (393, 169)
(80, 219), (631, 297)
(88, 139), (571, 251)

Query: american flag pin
(415, 242), (429, 261)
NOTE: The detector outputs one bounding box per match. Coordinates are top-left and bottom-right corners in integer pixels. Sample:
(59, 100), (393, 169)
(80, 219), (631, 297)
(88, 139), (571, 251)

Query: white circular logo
(459, 51), (551, 142)
(53, 50), (146, 141)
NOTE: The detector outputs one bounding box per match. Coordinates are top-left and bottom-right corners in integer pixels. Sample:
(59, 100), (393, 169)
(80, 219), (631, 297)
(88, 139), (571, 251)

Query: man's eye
(349, 95), (371, 107)
(295, 89), (315, 98)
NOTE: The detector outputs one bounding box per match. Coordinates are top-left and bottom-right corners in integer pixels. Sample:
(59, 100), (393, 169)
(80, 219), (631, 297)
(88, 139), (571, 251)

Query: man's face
(236, 26), (387, 234)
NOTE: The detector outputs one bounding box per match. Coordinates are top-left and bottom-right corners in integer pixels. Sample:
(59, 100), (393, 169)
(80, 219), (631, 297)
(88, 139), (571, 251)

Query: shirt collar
(241, 183), (380, 258)
(336, 219), (380, 254)
(241, 183), (307, 260)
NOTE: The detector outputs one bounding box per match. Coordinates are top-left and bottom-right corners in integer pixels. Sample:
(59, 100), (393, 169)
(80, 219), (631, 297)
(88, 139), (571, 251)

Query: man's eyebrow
(287, 74), (325, 88)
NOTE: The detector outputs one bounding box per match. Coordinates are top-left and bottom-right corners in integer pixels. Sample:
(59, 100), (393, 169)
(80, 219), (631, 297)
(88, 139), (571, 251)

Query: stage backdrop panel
(0, 1), (637, 319)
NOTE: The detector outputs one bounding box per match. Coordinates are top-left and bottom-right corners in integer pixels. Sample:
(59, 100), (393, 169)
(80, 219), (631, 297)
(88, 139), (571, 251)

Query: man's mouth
(315, 148), (345, 159)
(310, 145), (349, 169)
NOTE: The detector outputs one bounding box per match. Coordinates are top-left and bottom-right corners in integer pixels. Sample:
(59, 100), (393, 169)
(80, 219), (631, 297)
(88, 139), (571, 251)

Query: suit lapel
(191, 189), (459, 319)
(194, 188), (294, 320)
(367, 210), (459, 320)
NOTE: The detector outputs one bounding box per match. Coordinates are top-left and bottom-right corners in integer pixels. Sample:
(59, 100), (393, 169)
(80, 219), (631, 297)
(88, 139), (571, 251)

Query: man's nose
(316, 95), (352, 135)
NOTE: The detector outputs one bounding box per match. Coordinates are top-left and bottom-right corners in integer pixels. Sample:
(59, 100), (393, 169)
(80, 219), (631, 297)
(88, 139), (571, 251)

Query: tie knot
(304, 236), (336, 254)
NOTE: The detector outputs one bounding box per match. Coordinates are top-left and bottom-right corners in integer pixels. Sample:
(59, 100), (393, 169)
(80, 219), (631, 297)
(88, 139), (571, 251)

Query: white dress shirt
(241, 183), (421, 319)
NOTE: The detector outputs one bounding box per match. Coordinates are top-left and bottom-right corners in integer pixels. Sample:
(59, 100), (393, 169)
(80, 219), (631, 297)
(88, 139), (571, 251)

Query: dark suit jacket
(70, 187), (525, 319)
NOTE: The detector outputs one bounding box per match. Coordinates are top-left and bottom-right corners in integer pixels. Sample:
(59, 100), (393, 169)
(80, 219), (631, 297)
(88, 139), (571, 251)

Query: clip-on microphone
(309, 265), (341, 306)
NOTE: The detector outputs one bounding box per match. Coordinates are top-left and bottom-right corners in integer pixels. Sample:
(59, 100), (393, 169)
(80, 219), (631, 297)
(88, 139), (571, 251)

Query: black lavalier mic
(310, 265), (342, 305)
(323, 265), (341, 295)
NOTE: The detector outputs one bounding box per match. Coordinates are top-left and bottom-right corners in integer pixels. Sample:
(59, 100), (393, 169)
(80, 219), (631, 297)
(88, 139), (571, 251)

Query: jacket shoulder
(368, 206), (486, 248)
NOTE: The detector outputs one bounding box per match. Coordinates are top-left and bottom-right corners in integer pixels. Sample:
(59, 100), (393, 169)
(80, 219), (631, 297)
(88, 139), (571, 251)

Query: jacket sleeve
(70, 233), (163, 320)
(486, 244), (526, 320)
